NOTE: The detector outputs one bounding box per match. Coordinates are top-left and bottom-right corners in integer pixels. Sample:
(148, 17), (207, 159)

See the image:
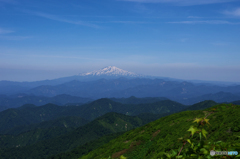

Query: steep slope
(47, 100), (218, 159)
(80, 103), (240, 159)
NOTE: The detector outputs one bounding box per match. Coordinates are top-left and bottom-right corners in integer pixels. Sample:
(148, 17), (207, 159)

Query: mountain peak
(79, 66), (141, 77)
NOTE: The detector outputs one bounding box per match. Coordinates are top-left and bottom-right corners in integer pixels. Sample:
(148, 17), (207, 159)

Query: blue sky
(0, 0), (240, 82)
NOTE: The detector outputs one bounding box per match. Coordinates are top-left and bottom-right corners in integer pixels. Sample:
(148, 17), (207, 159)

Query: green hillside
(0, 98), (226, 159)
(0, 103), (76, 134)
(74, 98), (186, 121)
(0, 98), (185, 134)
(48, 132), (126, 159)
(0, 116), (89, 148)
(80, 103), (240, 159)
(0, 112), (148, 159)
(180, 100), (218, 112)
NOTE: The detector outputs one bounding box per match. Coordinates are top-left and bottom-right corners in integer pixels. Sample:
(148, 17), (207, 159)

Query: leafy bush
(161, 108), (240, 159)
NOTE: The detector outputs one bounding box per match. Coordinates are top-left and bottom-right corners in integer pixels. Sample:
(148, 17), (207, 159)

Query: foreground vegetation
(80, 103), (240, 159)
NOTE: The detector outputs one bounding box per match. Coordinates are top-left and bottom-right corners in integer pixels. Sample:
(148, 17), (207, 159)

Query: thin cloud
(167, 20), (240, 24)
(0, 36), (31, 40)
(224, 8), (240, 17)
(24, 11), (100, 28)
(211, 42), (229, 46)
(119, 0), (236, 6)
(0, 28), (14, 34)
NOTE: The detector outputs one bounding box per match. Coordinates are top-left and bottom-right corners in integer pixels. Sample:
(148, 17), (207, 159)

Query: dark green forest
(0, 97), (238, 159)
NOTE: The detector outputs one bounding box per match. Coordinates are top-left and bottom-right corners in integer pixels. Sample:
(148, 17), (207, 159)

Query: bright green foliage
(161, 107), (240, 159)
(119, 155), (127, 159)
(187, 126), (198, 136)
(80, 103), (240, 159)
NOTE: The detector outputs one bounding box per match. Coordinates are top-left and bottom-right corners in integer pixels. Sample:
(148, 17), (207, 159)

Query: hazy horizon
(1, 0), (240, 82)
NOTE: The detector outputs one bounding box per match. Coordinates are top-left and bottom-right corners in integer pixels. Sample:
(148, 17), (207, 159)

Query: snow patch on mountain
(79, 66), (142, 77)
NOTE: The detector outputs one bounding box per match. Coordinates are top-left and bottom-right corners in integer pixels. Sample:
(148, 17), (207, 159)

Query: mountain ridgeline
(0, 98), (186, 134)
(0, 94), (92, 112)
(0, 66), (240, 159)
(0, 97), (232, 159)
(79, 103), (240, 159)
(0, 66), (240, 106)
(0, 97), (237, 159)
(23, 78), (240, 105)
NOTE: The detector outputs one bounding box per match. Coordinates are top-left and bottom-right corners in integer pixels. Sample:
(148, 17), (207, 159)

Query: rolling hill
(0, 98), (186, 134)
(0, 112), (148, 159)
(0, 116), (89, 148)
(79, 103), (240, 159)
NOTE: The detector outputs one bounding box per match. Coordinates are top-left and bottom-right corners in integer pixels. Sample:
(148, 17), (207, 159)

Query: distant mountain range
(0, 94), (92, 112)
(23, 78), (240, 105)
(0, 66), (240, 106)
(1, 66), (239, 159)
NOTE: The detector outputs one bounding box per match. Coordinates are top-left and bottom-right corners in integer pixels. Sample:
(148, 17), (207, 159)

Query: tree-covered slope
(73, 98), (186, 121)
(80, 103), (240, 159)
(180, 100), (218, 112)
(48, 112), (174, 159)
(0, 116), (89, 148)
(109, 96), (169, 104)
(0, 112), (146, 159)
(0, 98), (185, 134)
(47, 132), (126, 159)
(49, 100), (220, 159)
(0, 104), (76, 134)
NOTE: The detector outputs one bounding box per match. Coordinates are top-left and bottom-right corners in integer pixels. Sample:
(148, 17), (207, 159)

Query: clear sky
(0, 0), (240, 82)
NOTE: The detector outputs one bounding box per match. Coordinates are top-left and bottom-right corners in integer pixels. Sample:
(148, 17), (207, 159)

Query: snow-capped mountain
(79, 66), (143, 77)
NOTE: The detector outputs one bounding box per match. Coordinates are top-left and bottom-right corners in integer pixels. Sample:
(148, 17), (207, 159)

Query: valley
(0, 67), (239, 159)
